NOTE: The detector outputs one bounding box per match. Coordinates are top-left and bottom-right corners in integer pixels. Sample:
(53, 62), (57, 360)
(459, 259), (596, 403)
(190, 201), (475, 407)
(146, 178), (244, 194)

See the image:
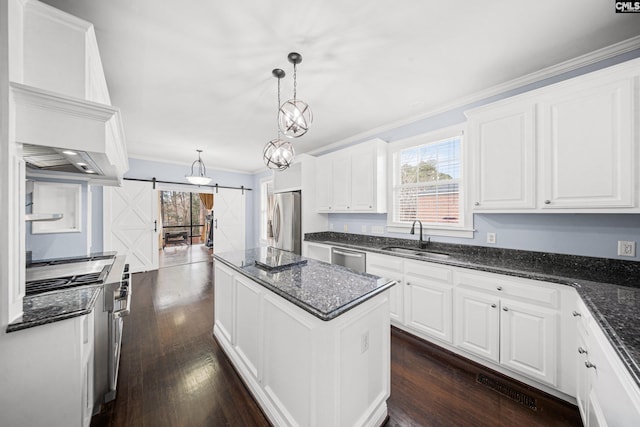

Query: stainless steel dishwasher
(330, 247), (366, 273)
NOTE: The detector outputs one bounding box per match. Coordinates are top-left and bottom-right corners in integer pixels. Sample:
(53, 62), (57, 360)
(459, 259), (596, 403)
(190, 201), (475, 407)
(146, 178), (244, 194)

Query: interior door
(103, 180), (159, 273)
(213, 188), (246, 254)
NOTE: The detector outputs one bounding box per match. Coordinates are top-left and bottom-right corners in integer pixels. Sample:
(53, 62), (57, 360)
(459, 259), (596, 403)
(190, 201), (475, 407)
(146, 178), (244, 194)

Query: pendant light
(185, 149), (212, 185)
(263, 68), (295, 171)
(278, 52), (312, 138)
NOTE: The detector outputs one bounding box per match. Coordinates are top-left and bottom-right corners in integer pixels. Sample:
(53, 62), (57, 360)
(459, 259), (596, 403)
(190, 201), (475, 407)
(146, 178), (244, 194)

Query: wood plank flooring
(91, 260), (582, 427)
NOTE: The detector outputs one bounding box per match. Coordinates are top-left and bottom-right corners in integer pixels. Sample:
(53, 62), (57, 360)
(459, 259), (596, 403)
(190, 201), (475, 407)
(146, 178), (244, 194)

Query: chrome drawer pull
(585, 361), (596, 369)
(572, 311), (582, 317)
(578, 347), (588, 355)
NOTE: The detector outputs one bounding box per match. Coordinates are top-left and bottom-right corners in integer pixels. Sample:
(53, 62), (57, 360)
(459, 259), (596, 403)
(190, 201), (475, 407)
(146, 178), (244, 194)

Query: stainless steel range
(25, 253), (131, 409)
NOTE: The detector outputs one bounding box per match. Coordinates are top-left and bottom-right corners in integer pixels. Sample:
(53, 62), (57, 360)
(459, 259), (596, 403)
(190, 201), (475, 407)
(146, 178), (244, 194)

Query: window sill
(386, 225), (475, 239)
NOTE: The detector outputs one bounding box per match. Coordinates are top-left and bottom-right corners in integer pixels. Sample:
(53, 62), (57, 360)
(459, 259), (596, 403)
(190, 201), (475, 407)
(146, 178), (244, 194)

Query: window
(259, 178), (274, 243)
(388, 125), (472, 237)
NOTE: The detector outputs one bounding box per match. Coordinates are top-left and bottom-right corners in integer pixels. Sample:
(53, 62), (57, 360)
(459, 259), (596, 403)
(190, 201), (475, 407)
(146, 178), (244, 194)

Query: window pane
(394, 135), (462, 226)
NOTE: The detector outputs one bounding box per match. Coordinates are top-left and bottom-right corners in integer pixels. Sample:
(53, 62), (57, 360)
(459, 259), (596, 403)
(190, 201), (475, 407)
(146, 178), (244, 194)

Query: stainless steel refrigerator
(268, 191), (301, 255)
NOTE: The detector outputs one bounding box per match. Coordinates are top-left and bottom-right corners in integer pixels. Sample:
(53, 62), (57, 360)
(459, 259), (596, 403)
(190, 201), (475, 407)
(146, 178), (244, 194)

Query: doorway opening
(158, 190), (214, 268)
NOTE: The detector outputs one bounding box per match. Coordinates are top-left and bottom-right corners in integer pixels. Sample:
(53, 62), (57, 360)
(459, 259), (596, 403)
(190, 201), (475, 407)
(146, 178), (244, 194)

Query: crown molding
(309, 36), (640, 156)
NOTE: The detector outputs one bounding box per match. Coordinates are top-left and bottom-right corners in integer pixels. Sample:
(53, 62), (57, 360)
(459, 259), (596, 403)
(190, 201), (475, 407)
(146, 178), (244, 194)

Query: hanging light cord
(277, 75), (282, 138)
(293, 62), (297, 102)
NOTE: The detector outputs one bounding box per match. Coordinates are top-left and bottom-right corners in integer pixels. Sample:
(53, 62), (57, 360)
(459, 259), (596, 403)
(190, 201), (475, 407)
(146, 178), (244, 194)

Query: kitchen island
(213, 247), (395, 427)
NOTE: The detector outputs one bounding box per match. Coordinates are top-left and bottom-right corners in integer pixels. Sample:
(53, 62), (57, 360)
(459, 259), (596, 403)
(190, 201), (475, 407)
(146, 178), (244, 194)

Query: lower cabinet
(213, 262), (391, 427)
(365, 251), (570, 395)
(454, 287), (558, 386)
(404, 260), (453, 344)
(366, 253), (404, 323)
(574, 299), (640, 426)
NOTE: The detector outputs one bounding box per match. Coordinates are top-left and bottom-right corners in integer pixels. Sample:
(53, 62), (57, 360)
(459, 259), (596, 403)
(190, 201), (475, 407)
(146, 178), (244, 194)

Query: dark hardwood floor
(91, 260), (582, 427)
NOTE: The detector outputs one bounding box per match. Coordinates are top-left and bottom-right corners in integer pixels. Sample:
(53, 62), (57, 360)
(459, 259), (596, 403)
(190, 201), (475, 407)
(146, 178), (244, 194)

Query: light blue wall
(253, 49), (640, 261)
(26, 178), (90, 260)
(125, 157), (256, 251)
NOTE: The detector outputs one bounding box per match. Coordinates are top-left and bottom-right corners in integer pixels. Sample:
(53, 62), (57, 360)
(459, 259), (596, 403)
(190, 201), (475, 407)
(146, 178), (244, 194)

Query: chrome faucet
(410, 220), (430, 249)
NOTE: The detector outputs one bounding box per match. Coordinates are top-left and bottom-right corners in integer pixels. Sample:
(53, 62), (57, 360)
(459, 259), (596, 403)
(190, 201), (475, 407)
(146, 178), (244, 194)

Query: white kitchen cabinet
(213, 262), (391, 427)
(499, 299), (557, 385)
(467, 99), (536, 210)
(315, 156), (332, 211)
(454, 287), (500, 362)
(316, 139), (387, 213)
(574, 298), (640, 426)
(302, 241), (332, 263)
(465, 57), (640, 213)
(331, 154), (352, 210)
(539, 76), (634, 209)
(404, 260), (453, 344)
(454, 272), (559, 386)
(366, 252), (404, 323)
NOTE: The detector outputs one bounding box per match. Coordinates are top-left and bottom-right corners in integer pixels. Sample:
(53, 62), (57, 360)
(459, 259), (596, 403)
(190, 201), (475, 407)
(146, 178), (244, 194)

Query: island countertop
(213, 247), (395, 321)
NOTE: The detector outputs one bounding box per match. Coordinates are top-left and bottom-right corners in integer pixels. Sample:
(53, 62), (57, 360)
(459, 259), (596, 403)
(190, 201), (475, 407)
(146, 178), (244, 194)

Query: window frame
(386, 124), (474, 238)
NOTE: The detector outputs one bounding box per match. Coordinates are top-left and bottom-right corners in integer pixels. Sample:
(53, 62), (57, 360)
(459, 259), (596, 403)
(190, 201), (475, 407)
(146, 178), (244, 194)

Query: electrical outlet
(618, 240), (636, 257)
(343, 224), (348, 232)
(371, 225), (385, 234)
(361, 331), (370, 353)
(361, 225), (367, 233)
(487, 232), (497, 244)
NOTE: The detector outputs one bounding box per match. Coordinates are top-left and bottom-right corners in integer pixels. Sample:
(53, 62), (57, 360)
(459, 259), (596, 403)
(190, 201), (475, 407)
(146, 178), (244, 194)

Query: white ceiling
(41, 0), (640, 173)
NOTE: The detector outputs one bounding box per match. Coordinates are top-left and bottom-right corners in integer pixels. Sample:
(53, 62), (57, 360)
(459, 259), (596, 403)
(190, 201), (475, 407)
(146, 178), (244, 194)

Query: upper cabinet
(468, 99), (537, 210)
(315, 139), (387, 213)
(466, 58), (640, 213)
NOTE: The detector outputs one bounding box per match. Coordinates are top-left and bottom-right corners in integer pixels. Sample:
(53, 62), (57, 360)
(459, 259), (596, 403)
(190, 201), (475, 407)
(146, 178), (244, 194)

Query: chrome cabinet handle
(332, 249), (363, 258)
(585, 361), (596, 369)
(572, 311), (582, 317)
(154, 220), (157, 232)
(491, 304), (497, 308)
(214, 219), (218, 229)
(503, 307), (509, 311)
(474, 202), (480, 206)
(406, 282), (411, 286)
(544, 200), (551, 205)
(497, 286), (503, 291)
(397, 280), (402, 284)
(578, 347), (588, 355)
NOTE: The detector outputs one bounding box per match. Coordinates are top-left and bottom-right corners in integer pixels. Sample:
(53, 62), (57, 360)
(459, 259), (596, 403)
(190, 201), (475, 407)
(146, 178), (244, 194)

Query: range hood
(11, 82), (129, 186)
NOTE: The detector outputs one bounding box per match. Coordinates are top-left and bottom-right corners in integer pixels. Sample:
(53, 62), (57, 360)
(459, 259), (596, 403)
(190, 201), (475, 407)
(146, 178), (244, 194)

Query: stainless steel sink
(380, 246), (451, 259)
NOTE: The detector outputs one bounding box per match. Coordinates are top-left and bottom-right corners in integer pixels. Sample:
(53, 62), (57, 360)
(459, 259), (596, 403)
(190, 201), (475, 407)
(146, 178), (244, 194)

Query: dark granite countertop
(305, 232), (640, 389)
(7, 285), (102, 333)
(213, 246), (395, 321)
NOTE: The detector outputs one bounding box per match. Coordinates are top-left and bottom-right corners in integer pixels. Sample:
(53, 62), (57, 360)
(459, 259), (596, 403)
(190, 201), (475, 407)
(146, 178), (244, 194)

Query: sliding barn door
(104, 180), (159, 273)
(213, 188), (246, 254)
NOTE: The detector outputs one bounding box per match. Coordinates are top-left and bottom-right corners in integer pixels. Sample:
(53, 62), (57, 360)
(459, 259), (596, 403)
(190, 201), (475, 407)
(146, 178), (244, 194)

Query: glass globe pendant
(263, 68), (295, 170)
(278, 52), (312, 138)
(185, 149), (212, 185)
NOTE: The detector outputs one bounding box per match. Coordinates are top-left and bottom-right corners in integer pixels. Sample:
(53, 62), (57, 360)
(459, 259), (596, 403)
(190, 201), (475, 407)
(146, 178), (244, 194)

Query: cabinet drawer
(405, 260), (453, 284)
(367, 252), (403, 275)
(455, 271), (559, 308)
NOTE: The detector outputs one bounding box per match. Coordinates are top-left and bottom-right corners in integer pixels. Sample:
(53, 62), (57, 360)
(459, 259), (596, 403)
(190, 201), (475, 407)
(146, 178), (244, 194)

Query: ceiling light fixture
(278, 52), (312, 138)
(264, 68), (295, 171)
(185, 149), (212, 185)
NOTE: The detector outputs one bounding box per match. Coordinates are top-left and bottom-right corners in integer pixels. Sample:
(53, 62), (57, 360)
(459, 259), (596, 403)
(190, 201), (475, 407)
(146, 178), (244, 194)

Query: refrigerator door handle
(273, 202), (281, 244)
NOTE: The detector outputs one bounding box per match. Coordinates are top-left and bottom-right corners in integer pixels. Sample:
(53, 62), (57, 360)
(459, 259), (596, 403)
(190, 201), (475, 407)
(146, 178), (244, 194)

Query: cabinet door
(234, 275), (262, 380)
(500, 300), (557, 386)
(214, 264), (235, 343)
(470, 101), (536, 210)
(366, 253), (404, 323)
(576, 327), (589, 423)
(540, 78), (634, 208)
(331, 155), (351, 211)
(404, 260), (453, 343)
(454, 288), (500, 363)
(350, 149), (375, 211)
(315, 155), (333, 212)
